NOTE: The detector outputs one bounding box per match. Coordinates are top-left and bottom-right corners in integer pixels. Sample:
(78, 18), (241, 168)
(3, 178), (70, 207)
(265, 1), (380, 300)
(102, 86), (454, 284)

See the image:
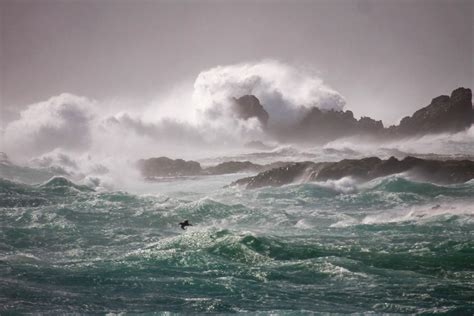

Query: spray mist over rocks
(192, 60), (346, 129)
(2, 60), (472, 191)
(3, 94), (96, 160)
(1, 61), (346, 163)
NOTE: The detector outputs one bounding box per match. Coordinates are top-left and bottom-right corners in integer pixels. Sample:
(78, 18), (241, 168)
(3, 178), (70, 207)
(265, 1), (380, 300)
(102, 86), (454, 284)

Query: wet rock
(205, 161), (263, 175)
(391, 87), (473, 136)
(231, 156), (474, 188)
(240, 87), (472, 143)
(137, 157), (202, 177)
(232, 95), (270, 126)
(231, 161), (321, 188)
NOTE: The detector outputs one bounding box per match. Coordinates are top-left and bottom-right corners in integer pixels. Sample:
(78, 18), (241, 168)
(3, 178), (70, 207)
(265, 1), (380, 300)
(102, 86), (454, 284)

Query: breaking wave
(1, 175), (473, 313)
(2, 60), (344, 165)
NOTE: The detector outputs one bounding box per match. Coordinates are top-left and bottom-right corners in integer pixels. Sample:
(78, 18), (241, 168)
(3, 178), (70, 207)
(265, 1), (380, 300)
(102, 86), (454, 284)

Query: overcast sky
(1, 0), (473, 126)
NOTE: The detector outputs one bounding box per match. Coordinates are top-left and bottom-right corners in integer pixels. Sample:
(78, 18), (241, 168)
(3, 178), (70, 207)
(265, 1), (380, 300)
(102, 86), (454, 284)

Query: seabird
(179, 220), (192, 230)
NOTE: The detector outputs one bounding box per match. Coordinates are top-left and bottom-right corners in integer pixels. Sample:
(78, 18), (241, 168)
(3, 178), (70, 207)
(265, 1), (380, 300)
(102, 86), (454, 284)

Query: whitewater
(1, 167), (473, 313)
(1, 61), (473, 314)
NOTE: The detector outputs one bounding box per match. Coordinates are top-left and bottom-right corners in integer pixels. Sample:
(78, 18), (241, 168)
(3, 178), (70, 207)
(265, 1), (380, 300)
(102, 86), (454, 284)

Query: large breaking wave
(2, 60), (344, 163)
(1, 60), (473, 191)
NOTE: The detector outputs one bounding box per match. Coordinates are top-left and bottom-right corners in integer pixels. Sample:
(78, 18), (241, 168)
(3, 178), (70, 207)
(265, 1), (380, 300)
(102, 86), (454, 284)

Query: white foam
(313, 176), (360, 194)
(362, 202), (474, 225)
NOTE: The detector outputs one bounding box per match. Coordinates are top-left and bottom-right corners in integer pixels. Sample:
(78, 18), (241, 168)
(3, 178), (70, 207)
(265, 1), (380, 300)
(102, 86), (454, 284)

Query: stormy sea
(1, 61), (474, 314)
(1, 141), (474, 314)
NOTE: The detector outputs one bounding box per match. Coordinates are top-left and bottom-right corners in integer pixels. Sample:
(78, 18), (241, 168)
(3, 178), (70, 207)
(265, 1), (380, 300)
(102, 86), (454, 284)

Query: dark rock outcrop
(205, 161), (263, 175)
(295, 87), (472, 142)
(138, 157), (272, 178)
(231, 162), (320, 189)
(283, 107), (384, 143)
(316, 156), (474, 184)
(358, 116), (385, 133)
(232, 95), (270, 126)
(231, 156), (474, 189)
(137, 157), (202, 177)
(315, 157), (383, 180)
(389, 87), (472, 135)
(236, 87), (472, 143)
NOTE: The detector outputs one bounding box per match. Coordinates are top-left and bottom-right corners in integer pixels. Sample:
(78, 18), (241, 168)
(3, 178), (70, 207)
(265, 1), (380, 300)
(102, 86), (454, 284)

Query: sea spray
(1, 174), (473, 313)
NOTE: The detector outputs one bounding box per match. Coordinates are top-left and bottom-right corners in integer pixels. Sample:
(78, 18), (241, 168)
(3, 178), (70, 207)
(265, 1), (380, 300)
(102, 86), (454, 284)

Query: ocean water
(1, 171), (473, 314)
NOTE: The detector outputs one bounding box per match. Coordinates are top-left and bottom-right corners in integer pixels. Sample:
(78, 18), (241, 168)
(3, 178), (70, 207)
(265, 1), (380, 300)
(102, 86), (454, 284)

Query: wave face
(1, 175), (473, 314)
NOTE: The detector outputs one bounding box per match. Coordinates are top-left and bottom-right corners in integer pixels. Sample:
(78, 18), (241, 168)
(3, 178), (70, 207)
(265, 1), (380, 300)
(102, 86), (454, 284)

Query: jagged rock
(391, 87), (473, 135)
(231, 156), (474, 189)
(232, 95), (269, 126)
(295, 108), (357, 142)
(237, 87), (472, 143)
(314, 157), (383, 180)
(289, 107), (384, 143)
(137, 157), (202, 177)
(137, 157), (274, 178)
(205, 161), (263, 175)
(358, 116), (384, 133)
(231, 162), (321, 188)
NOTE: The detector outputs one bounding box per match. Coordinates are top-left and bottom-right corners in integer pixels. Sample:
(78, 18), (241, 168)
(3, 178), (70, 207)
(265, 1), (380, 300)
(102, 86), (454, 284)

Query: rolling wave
(1, 175), (473, 313)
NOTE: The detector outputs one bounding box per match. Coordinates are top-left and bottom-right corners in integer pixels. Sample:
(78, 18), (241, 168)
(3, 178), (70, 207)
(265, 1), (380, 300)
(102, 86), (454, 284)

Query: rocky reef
(294, 107), (384, 142)
(204, 161), (263, 175)
(137, 157), (202, 177)
(137, 157), (274, 178)
(232, 95), (269, 126)
(231, 156), (474, 189)
(231, 161), (322, 188)
(232, 87), (473, 143)
(387, 87), (473, 136)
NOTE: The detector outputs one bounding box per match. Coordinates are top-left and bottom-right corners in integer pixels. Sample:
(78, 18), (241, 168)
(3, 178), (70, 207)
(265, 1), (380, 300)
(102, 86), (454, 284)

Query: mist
(1, 60), (345, 161)
(1, 59), (472, 191)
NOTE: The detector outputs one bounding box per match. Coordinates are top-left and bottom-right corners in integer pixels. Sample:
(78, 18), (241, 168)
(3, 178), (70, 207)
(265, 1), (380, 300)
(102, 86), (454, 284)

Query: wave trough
(1, 174), (473, 314)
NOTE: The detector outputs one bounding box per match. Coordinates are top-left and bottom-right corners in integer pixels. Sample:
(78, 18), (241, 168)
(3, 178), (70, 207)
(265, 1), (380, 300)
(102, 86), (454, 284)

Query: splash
(193, 60), (345, 129)
(1, 61), (345, 165)
(2, 94), (95, 159)
(324, 126), (474, 159)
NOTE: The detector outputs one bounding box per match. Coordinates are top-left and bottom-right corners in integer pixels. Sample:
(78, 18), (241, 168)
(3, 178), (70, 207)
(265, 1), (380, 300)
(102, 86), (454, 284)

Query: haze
(1, 0), (472, 127)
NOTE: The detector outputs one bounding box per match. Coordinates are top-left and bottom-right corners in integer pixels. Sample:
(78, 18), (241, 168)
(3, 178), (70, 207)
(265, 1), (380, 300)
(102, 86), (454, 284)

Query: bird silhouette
(179, 220), (192, 230)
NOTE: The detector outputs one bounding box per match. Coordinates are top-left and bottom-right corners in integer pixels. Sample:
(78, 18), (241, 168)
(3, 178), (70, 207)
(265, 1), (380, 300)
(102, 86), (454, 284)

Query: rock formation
(138, 157), (275, 178)
(204, 161), (263, 175)
(232, 87), (472, 143)
(231, 156), (474, 189)
(137, 157), (202, 177)
(231, 162), (321, 188)
(294, 108), (384, 142)
(232, 95), (270, 126)
(388, 87), (473, 136)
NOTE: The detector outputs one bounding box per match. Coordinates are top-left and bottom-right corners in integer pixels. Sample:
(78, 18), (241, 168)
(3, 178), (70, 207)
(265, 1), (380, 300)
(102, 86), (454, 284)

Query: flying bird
(179, 220), (192, 230)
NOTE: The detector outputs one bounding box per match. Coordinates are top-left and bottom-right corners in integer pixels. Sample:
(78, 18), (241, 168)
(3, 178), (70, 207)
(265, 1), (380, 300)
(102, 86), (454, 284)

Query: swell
(1, 176), (474, 313)
(2, 227), (473, 313)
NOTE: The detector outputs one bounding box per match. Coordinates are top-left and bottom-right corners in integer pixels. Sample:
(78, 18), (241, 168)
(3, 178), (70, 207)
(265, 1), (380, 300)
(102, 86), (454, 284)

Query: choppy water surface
(1, 175), (473, 314)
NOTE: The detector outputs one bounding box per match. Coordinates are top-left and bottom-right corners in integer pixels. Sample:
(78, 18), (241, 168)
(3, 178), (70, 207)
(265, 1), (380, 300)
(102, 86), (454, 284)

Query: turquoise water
(1, 175), (473, 314)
